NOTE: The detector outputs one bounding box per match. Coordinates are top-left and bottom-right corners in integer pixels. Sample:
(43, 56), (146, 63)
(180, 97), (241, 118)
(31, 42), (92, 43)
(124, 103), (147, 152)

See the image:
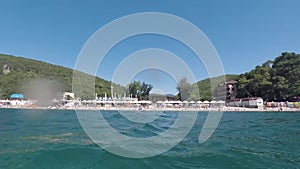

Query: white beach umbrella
(174, 100), (182, 104)
(132, 100), (139, 104)
(167, 100), (174, 104)
(211, 100), (217, 104)
(163, 100), (169, 104)
(203, 100), (209, 104)
(139, 100), (152, 104)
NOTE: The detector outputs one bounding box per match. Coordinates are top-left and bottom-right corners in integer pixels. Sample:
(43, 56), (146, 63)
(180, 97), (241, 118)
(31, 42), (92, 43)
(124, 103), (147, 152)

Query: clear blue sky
(1, 0), (300, 94)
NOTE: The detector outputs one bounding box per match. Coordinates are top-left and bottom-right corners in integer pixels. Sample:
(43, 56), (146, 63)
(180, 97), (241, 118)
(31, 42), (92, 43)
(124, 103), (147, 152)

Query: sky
(0, 0), (300, 94)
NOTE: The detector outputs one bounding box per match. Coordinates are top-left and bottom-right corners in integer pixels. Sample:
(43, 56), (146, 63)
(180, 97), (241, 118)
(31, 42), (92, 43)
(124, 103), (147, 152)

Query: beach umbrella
(132, 100), (139, 104)
(162, 100), (169, 104)
(10, 93), (24, 99)
(203, 100), (209, 104)
(173, 100), (182, 104)
(139, 100), (152, 104)
(211, 100), (217, 104)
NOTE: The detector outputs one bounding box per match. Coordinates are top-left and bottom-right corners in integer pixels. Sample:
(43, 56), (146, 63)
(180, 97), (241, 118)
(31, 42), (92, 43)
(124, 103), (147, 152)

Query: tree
(237, 75), (251, 98)
(128, 81), (152, 100)
(128, 81), (141, 98)
(176, 77), (199, 101)
(272, 52), (300, 100)
(237, 52), (300, 101)
(291, 80), (300, 96)
(140, 82), (153, 100)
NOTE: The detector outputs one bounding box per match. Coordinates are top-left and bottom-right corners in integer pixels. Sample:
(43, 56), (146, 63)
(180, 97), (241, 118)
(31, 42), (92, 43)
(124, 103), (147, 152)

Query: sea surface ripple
(0, 109), (299, 169)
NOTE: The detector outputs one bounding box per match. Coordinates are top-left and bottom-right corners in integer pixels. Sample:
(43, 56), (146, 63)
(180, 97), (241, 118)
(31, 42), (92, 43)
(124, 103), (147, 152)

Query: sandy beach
(1, 104), (299, 112)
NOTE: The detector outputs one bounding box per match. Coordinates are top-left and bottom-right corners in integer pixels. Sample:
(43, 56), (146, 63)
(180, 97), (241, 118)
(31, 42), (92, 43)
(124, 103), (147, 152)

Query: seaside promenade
(0, 99), (299, 112)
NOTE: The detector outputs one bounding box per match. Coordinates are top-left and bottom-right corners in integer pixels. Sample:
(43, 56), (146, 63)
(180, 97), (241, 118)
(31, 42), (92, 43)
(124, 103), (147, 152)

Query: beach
(1, 103), (299, 112)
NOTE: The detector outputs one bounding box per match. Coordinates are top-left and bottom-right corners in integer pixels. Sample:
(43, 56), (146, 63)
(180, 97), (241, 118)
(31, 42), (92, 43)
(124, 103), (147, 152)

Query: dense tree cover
(195, 52), (300, 101)
(0, 54), (124, 99)
(1, 52), (298, 101)
(237, 52), (300, 101)
(128, 81), (153, 100)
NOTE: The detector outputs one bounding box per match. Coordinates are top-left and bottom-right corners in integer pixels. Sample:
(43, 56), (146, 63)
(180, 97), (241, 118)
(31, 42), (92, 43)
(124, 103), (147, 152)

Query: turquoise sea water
(0, 109), (299, 169)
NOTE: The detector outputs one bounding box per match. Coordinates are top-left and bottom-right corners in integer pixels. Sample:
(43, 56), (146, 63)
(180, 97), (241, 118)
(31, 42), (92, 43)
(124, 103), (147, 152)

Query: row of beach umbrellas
(75, 100), (225, 105)
(156, 100), (225, 104)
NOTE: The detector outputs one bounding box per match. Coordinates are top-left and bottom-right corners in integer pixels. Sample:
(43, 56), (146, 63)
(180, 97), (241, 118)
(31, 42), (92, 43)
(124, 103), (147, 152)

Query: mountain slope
(0, 54), (124, 99)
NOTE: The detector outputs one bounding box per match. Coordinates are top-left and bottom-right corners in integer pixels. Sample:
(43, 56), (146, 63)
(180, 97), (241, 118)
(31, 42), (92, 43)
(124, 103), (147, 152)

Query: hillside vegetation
(0, 54), (124, 99)
(196, 52), (300, 101)
(237, 52), (300, 101)
(1, 52), (299, 101)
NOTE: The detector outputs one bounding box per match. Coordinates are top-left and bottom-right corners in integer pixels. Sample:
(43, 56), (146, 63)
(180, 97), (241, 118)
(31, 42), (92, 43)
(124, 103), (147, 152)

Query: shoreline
(1, 105), (299, 112)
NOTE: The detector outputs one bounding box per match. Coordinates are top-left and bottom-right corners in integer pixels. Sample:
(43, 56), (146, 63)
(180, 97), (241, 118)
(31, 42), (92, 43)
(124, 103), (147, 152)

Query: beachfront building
(214, 80), (237, 101)
(56, 92), (75, 101)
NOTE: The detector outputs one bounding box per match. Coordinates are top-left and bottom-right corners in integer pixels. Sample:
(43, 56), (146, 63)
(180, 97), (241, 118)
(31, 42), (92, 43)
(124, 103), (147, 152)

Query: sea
(0, 108), (299, 169)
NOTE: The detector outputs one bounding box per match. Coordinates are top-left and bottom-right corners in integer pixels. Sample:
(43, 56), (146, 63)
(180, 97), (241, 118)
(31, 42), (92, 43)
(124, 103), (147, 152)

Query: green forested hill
(1, 52), (299, 101)
(0, 54), (124, 99)
(237, 52), (300, 101)
(196, 52), (300, 101)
